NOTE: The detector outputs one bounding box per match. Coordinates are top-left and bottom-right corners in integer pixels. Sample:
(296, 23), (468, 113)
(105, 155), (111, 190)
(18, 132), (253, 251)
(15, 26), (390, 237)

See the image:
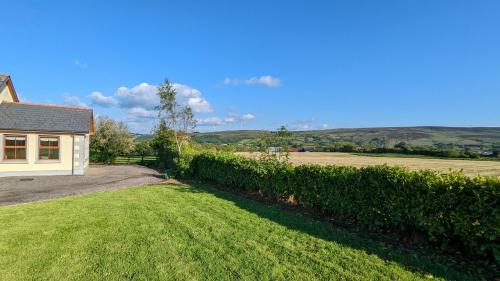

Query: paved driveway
(0, 165), (164, 206)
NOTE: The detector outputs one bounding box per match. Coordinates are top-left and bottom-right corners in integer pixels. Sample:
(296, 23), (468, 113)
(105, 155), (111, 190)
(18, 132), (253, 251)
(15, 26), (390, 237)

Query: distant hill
(191, 127), (500, 151)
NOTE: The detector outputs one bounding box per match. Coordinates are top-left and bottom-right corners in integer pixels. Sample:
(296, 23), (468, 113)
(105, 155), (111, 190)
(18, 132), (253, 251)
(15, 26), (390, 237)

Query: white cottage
(0, 74), (94, 177)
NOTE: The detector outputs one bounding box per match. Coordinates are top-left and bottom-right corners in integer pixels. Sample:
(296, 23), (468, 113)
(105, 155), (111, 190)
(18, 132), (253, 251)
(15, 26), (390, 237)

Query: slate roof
(0, 102), (93, 134)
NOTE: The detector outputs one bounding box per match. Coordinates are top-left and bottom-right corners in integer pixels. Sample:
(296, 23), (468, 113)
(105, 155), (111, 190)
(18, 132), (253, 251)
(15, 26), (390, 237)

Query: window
(39, 136), (60, 160)
(4, 135), (27, 160)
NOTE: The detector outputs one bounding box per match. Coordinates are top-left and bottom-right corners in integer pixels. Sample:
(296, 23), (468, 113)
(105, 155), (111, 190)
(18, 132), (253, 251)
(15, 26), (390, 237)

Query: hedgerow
(188, 152), (500, 261)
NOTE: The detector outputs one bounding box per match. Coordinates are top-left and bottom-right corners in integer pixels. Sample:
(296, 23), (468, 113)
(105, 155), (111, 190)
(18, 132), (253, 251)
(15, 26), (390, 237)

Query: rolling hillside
(191, 127), (500, 151)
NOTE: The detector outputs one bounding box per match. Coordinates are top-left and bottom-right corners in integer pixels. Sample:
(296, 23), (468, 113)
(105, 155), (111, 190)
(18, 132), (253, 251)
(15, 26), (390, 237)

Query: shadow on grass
(170, 182), (493, 281)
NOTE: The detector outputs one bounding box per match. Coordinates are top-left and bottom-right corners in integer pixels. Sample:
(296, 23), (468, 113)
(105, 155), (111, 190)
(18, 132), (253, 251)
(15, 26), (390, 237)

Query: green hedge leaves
(189, 152), (500, 260)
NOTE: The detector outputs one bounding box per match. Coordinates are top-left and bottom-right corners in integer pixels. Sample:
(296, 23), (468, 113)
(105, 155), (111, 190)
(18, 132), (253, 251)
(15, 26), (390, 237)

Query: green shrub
(190, 152), (500, 261)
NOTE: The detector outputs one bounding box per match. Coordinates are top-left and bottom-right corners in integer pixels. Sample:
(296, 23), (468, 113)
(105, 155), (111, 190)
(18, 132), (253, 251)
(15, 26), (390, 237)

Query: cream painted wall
(0, 133), (73, 173)
(0, 86), (14, 104)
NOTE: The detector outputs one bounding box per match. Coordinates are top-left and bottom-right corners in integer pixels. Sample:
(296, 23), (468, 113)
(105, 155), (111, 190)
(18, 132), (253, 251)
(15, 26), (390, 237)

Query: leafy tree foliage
(134, 140), (153, 163)
(156, 79), (196, 157)
(150, 120), (178, 169)
(90, 116), (134, 163)
(259, 125), (292, 162)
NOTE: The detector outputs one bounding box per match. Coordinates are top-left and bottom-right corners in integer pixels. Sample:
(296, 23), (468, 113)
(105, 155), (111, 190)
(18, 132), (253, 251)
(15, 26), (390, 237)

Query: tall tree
(260, 125), (292, 162)
(90, 116), (134, 164)
(150, 120), (178, 169)
(156, 78), (196, 156)
(134, 140), (153, 163)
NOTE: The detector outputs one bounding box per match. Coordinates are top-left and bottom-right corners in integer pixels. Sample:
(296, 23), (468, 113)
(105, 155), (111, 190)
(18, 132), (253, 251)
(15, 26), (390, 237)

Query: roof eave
(1, 75), (20, 103)
(88, 110), (95, 136)
(0, 129), (92, 135)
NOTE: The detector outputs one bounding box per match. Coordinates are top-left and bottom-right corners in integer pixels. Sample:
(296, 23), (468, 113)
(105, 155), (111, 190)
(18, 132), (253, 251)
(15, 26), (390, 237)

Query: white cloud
(197, 112), (256, 126)
(114, 82), (212, 114)
(62, 93), (88, 107)
(173, 83), (213, 113)
(292, 119), (330, 131)
(197, 117), (227, 126)
(223, 75), (281, 87)
(241, 113), (256, 120)
(245, 75), (281, 87)
(292, 119), (314, 131)
(126, 107), (157, 119)
(58, 78), (262, 133)
(74, 60), (88, 68)
(223, 78), (239, 85)
(116, 83), (159, 110)
(88, 91), (118, 107)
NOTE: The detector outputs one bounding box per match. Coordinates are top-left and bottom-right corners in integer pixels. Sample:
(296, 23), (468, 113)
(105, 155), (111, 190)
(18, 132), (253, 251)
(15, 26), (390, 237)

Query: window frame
(3, 134), (28, 161)
(38, 135), (60, 161)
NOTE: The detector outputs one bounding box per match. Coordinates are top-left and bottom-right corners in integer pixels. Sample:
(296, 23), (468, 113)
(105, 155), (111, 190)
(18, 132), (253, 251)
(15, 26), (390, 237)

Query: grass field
(114, 156), (156, 165)
(0, 184), (485, 280)
(239, 152), (500, 177)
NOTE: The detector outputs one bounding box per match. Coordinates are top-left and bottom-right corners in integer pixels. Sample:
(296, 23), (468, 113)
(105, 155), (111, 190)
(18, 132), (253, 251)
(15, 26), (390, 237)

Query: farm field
(0, 184), (484, 281)
(238, 152), (500, 177)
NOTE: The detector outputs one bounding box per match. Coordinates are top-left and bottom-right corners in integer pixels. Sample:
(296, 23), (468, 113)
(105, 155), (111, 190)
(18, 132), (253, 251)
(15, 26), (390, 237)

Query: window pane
(5, 137), (16, 146)
(16, 138), (26, 147)
(49, 138), (59, 147)
(4, 148), (15, 159)
(49, 149), (59, 159)
(40, 137), (58, 147)
(16, 148), (26, 159)
(40, 138), (50, 147)
(39, 148), (50, 159)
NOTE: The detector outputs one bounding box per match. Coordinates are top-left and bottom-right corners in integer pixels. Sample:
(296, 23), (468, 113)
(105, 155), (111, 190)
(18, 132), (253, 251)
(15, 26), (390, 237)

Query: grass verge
(0, 184), (491, 280)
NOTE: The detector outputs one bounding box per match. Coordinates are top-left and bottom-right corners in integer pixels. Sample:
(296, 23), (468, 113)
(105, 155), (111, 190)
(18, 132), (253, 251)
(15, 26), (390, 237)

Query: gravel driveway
(0, 165), (164, 206)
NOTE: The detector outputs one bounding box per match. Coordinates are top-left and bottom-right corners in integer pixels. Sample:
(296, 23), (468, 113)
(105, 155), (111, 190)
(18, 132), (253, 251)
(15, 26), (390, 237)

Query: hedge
(188, 152), (500, 261)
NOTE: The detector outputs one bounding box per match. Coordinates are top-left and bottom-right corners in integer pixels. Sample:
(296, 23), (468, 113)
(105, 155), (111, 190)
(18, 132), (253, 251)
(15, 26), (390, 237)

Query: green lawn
(0, 184), (484, 280)
(114, 155), (156, 165)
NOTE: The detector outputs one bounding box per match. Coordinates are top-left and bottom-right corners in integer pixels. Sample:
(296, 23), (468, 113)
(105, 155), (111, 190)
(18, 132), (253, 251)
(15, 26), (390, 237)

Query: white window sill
(0, 160), (28, 164)
(35, 160), (61, 164)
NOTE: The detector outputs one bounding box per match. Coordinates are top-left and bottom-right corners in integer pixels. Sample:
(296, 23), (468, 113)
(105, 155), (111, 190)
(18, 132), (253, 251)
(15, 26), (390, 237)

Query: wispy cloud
(245, 75), (281, 87)
(88, 91), (118, 107)
(83, 81), (213, 131)
(223, 75), (281, 87)
(291, 119), (330, 131)
(73, 60), (88, 68)
(197, 112), (256, 126)
(241, 113), (256, 120)
(223, 78), (240, 85)
(62, 93), (88, 107)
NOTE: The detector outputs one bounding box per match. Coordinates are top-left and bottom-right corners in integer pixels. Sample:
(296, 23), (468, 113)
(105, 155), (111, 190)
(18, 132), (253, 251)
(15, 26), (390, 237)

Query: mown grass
(0, 184), (486, 280)
(114, 156), (156, 165)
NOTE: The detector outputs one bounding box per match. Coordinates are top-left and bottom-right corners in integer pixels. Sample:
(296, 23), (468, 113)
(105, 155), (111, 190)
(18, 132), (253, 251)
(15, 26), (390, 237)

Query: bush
(189, 152), (500, 261)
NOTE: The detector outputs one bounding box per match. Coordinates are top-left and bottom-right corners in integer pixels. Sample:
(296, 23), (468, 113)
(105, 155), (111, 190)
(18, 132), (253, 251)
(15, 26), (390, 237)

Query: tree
(156, 79), (196, 157)
(394, 141), (410, 152)
(90, 116), (134, 164)
(492, 149), (499, 158)
(150, 120), (178, 169)
(260, 125), (292, 162)
(134, 140), (153, 164)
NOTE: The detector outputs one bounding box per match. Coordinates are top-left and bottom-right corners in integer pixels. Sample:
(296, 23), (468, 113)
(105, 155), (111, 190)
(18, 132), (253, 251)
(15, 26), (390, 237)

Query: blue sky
(2, 0), (500, 133)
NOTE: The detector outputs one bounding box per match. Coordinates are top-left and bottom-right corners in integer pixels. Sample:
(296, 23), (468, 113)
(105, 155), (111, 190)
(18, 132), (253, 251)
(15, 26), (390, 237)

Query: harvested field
(238, 152), (500, 177)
